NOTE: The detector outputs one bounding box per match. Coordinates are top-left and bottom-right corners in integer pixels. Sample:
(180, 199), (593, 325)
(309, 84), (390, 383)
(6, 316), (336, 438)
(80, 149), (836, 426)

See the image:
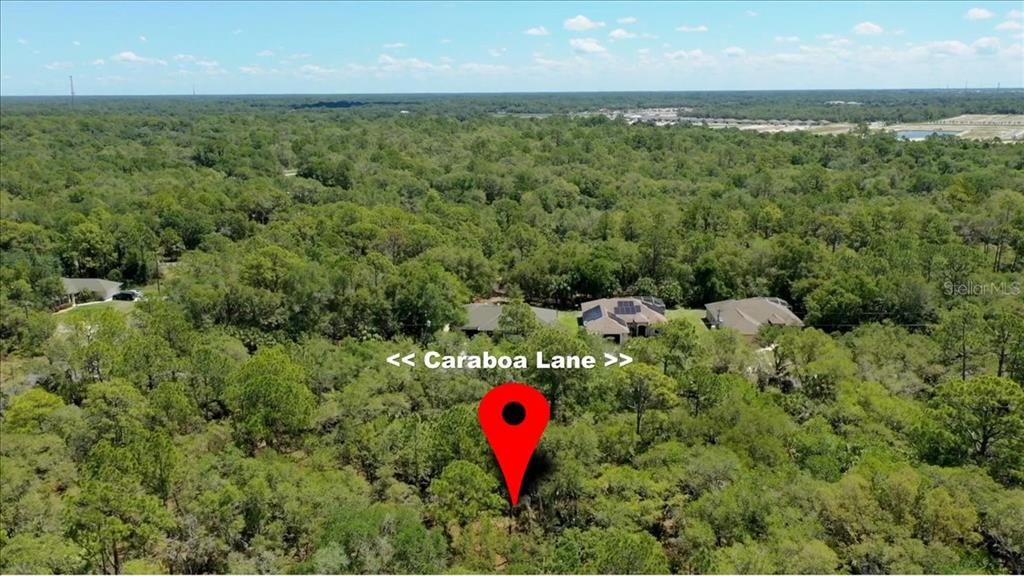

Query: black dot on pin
(502, 401), (526, 425)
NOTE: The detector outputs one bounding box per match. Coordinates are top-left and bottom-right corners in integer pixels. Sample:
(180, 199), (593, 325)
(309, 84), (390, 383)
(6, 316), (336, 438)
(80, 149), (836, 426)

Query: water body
(897, 130), (961, 140)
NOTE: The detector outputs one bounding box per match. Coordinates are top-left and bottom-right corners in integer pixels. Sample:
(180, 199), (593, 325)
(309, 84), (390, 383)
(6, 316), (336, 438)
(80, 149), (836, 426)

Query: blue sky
(2, 1), (1022, 95)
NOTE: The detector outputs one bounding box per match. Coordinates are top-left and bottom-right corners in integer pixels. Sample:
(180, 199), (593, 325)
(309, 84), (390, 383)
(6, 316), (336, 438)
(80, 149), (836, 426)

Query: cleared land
(885, 114), (1024, 141)
(580, 107), (1023, 141)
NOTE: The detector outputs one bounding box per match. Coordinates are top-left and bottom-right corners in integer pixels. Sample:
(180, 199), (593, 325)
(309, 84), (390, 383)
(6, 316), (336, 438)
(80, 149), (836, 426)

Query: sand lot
(885, 114), (1024, 141)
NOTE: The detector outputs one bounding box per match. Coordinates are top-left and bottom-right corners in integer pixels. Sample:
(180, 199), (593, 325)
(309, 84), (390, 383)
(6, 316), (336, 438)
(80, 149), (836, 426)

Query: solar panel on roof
(614, 300), (640, 315)
(582, 306), (603, 322)
(639, 295), (666, 314)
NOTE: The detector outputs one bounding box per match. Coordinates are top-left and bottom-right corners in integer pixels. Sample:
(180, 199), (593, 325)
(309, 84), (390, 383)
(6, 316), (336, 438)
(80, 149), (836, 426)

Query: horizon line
(3, 86), (1023, 99)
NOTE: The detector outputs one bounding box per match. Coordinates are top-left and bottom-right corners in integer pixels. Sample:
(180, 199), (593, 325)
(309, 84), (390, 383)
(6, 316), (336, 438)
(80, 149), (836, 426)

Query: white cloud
(297, 64), (337, 76)
(377, 54), (451, 73)
(966, 8), (995, 20)
(767, 52), (810, 64)
(677, 24), (709, 33)
(570, 37), (607, 53)
(524, 26), (550, 36)
(174, 54), (196, 62)
(853, 22), (884, 35)
(609, 28), (637, 40)
(723, 46), (746, 57)
(618, 16), (638, 24)
(257, 50), (274, 57)
(240, 66), (266, 75)
(818, 33), (837, 40)
(745, 10), (759, 17)
(1008, 9), (1023, 19)
(774, 36), (801, 43)
(112, 51), (166, 65)
(972, 36), (1001, 54)
(909, 40), (973, 57)
(139, 35), (147, 42)
(44, 61), (73, 70)
(996, 20), (1023, 31)
(440, 38), (452, 44)
(91, 59), (105, 66)
(17, 38), (28, 45)
(564, 15), (605, 31)
(460, 62), (509, 74)
(383, 42), (407, 49)
(664, 49), (715, 66)
(488, 48), (506, 57)
(195, 59), (219, 68)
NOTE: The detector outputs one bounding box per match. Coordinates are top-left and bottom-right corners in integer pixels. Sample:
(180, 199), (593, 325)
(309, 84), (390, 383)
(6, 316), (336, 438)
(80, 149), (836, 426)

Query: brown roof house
(704, 297), (803, 337)
(579, 296), (667, 343)
(460, 303), (558, 336)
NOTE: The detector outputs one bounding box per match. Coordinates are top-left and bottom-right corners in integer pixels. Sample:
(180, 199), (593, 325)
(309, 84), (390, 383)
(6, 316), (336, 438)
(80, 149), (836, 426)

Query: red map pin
(478, 382), (550, 506)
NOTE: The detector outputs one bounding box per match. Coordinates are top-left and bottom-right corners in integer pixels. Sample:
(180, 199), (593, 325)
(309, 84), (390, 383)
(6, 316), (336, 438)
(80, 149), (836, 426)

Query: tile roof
(579, 296), (667, 335)
(704, 297), (803, 335)
(461, 303), (558, 332)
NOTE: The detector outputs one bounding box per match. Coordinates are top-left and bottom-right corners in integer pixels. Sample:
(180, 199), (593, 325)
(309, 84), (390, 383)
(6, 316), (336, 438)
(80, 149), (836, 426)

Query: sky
(1, 1), (1022, 95)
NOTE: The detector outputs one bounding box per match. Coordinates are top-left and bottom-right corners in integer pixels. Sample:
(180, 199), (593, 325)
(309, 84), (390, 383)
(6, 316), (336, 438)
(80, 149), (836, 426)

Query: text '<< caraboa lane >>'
(385, 351), (633, 369)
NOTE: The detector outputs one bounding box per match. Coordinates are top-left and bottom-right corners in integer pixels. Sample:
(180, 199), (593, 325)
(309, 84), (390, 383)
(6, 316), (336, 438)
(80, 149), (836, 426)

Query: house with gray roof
(579, 296), (667, 343)
(704, 297), (803, 337)
(460, 303), (558, 336)
(61, 277), (123, 304)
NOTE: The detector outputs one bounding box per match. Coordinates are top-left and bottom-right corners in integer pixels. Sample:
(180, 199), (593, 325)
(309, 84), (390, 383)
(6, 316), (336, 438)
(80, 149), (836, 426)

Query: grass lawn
(557, 310), (581, 331)
(666, 308), (708, 330)
(56, 300), (136, 326)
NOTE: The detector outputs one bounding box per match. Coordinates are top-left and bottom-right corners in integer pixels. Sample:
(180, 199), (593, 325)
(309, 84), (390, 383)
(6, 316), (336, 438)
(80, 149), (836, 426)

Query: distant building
(460, 303), (558, 336)
(579, 296), (667, 343)
(704, 297), (803, 337)
(60, 277), (123, 305)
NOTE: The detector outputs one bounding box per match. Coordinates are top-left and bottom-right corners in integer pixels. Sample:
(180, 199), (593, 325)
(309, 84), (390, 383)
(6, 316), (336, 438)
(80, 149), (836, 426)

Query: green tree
(933, 303), (992, 381)
(678, 367), (730, 417)
(0, 534), (87, 574)
(522, 327), (591, 419)
(656, 319), (699, 375)
(428, 460), (505, 529)
(985, 298), (1024, 379)
(313, 504), (447, 573)
(614, 364), (676, 437)
(3, 388), (64, 433)
(66, 477), (172, 574)
(551, 527), (670, 574)
(498, 300), (541, 339)
(390, 261), (467, 342)
(922, 375), (1024, 483)
(225, 346), (315, 451)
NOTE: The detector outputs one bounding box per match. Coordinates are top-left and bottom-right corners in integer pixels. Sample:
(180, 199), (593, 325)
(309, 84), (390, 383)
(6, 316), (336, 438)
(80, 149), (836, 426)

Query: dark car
(112, 289), (144, 301)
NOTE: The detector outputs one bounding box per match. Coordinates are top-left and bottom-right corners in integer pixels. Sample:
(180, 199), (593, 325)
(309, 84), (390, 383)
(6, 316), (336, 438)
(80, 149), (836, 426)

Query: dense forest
(1, 92), (1023, 574)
